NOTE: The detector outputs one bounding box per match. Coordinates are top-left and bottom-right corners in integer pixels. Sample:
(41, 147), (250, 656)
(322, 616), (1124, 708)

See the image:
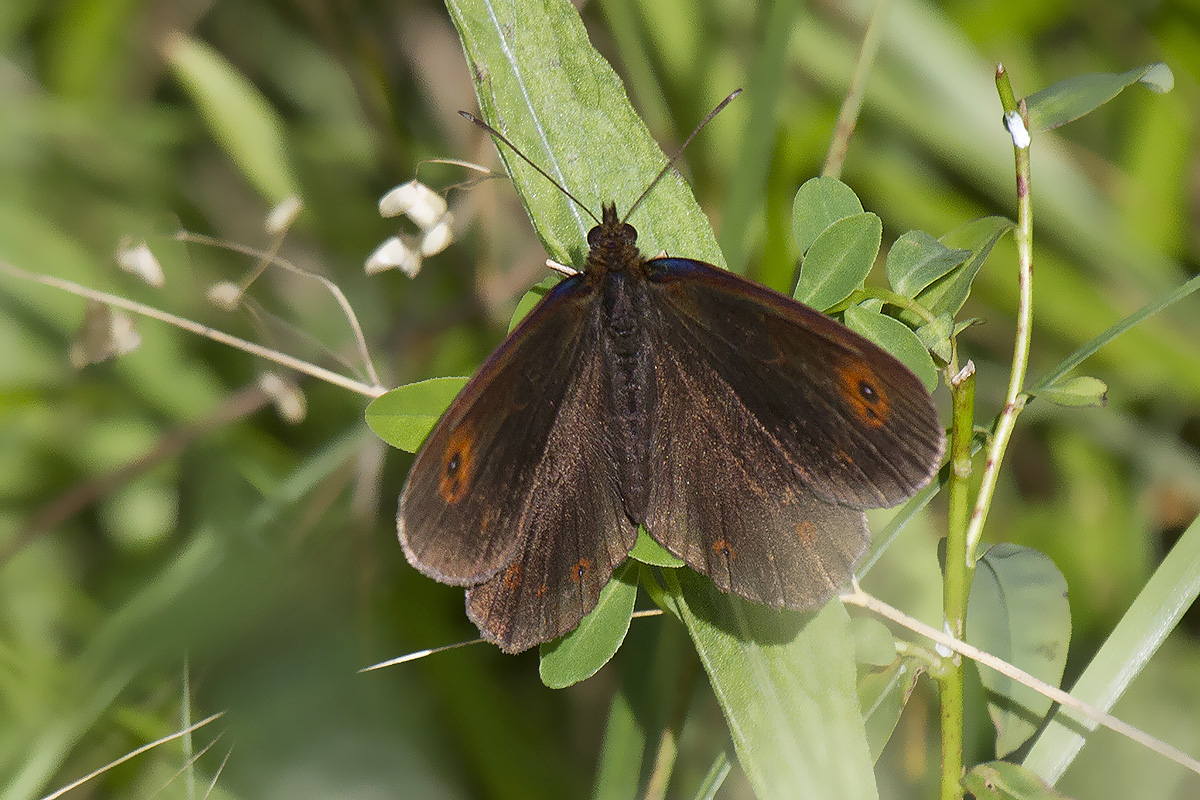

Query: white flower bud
(206, 281), (243, 311)
(378, 180), (447, 228)
(419, 214), (454, 256)
(265, 195), (303, 234)
(365, 236), (422, 277)
(115, 239), (165, 287)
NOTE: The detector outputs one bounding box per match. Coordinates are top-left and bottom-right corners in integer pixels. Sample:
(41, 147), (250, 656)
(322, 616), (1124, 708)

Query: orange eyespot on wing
(437, 424), (476, 504)
(711, 539), (737, 559)
(835, 358), (891, 429)
(570, 558), (593, 582)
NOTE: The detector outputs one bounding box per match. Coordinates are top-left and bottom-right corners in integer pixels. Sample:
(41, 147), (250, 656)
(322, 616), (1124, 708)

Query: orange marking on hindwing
(835, 358), (891, 429)
(502, 563), (522, 590)
(795, 521), (817, 546)
(711, 539), (736, 559)
(437, 423), (476, 504)
(534, 584), (549, 598)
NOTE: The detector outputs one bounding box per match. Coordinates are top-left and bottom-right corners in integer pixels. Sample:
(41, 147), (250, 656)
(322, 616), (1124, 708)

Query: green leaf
(954, 317), (985, 337)
(968, 544), (1071, 758)
(915, 313), (954, 364)
(1037, 375), (1109, 408)
(163, 33), (299, 202)
(539, 562), (638, 689)
(630, 527), (685, 567)
(963, 761), (1071, 800)
(690, 750), (733, 800)
(718, 0), (804, 275)
(885, 230), (970, 298)
(844, 305), (938, 392)
(858, 657), (923, 763)
(661, 571), (878, 800)
(1030, 271), (1200, 393)
(364, 377), (467, 452)
(911, 216), (1013, 321)
(795, 212), (882, 311)
(591, 686), (642, 800)
(1023, 512), (1200, 783)
(1025, 63), (1174, 132)
(446, 0), (723, 269)
(850, 616), (896, 667)
(791, 176), (865, 256)
(508, 275), (561, 332)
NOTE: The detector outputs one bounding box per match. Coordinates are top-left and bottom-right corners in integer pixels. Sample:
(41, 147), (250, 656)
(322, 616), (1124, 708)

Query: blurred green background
(1, 0), (1198, 797)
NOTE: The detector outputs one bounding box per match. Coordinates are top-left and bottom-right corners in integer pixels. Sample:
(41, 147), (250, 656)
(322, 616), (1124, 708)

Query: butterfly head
(584, 203), (641, 274)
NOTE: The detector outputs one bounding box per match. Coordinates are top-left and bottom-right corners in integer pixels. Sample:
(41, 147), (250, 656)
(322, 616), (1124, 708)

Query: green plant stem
(963, 67), (1034, 565)
(0, 260), (385, 399)
(939, 362), (977, 800)
(822, 0), (891, 178)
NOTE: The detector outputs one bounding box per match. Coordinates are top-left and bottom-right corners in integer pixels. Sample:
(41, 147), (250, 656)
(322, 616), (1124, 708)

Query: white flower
(206, 281), (243, 311)
(265, 195), (303, 234)
(378, 180), (447, 228)
(258, 372), (306, 424)
(365, 236), (422, 277)
(115, 239), (165, 287)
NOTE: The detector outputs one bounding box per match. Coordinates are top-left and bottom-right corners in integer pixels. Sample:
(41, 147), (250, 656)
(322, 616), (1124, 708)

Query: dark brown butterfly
(398, 107), (944, 654)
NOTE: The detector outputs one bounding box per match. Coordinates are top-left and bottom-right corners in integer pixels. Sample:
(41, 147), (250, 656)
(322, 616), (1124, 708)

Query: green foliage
(794, 211), (882, 310)
(967, 544), (1071, 757)
(539, 562), (638, 689)
(365, 376), (468, 452)
(2, 1), (1199, 798)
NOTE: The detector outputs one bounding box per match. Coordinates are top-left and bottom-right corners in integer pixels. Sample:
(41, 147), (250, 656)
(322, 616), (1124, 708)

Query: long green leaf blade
(662, 571), (878, 799)
(1023, 513), (1200, 783)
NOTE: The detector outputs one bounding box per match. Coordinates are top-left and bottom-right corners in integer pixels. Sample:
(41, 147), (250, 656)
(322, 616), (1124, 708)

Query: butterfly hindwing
(465, 350), (638, 652)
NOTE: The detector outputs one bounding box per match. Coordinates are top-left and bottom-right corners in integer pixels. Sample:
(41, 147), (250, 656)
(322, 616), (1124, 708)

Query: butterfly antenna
(622, 88), (743, 224)
(458, 111), (601, 225)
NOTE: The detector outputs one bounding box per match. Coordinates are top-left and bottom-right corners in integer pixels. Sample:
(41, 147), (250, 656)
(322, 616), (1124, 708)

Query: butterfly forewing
(400, 277), (616, 586)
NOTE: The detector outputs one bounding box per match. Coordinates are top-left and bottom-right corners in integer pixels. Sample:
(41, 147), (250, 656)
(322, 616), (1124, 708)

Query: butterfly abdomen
(598, 269), (655, 522)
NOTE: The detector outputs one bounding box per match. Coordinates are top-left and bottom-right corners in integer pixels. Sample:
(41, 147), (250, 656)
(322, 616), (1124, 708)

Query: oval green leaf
(1037, 375), (1109, 408)
(916, 313), (954, 365)
(886, 230), (970, 298)
(851, 616), (896, 667)
(909, 216), (1013, 322)
(1025, 63), (1174, 132)
(630, 527), (685, 567)
(364, 377), (467, 452)
(791, 176), (864, 256)
(968, 543), (1071, 758)
(859, 657), (923, 763)
(962, 761), (1069, 800)
(844, 305), (938, 392)
(795, 212), (881, 311)
(539, 562), (638, 689)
